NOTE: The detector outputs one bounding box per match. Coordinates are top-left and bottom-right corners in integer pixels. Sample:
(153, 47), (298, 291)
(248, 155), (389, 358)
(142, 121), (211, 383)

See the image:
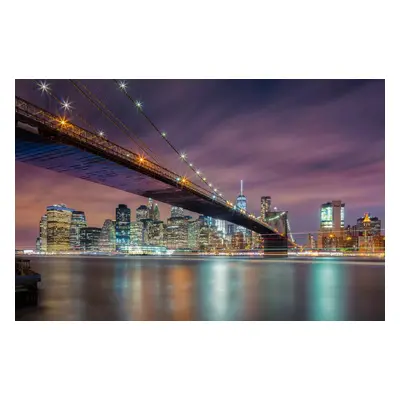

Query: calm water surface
(15, 256), (385, 321)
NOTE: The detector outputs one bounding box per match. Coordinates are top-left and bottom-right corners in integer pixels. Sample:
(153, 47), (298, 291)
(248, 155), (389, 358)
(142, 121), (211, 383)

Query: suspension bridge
(15, 80), (297, 255)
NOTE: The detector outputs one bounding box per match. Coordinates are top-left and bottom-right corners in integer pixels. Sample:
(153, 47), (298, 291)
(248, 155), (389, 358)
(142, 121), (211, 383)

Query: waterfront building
(80, 227), (102, 252)
(100, 219), (116, 252)
(131, 221), (144, 246)
(148, 220), (164, 246)
(165, 216), (188, 249)
(317, 200), (345, 249)
(70, 211), (87, 251)
(46, 204), (74, 253)
(116, 204), (131, 252)
(214, 219), (227, 238)
(39, 214), (47, 252)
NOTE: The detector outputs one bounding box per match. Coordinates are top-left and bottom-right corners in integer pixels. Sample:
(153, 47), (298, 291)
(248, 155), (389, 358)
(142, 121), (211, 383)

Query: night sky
(15, 79), (385, 247)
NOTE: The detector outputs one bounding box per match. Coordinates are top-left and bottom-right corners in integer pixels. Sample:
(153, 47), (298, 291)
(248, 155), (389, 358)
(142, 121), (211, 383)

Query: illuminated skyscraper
(236, 180), (247, 237)
(46, 204), (74, 253)
(171, 206), (184, 218)
(236, 180), (247, 211)
(188, 219), (202, 250)
(214, 219), (227, 238)
(80, 227), (102, 252)
(153, 203), (160, 221)
(116, 204), (131, 252)
(136, 205), (149, 221)
(148, 221), (164, 246)
(318, 200), (345, 249)
(100, 219), (116, 252)
(261, 196), (271, 221)
(165, 216), (188, 249)
(70, 211), (87, 251)
(39, 214), (47, 252)
(131, 221), (144, 245)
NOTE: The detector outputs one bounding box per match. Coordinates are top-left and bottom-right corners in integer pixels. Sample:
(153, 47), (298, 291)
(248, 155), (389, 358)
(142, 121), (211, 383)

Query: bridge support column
(262, 234), (288, 257)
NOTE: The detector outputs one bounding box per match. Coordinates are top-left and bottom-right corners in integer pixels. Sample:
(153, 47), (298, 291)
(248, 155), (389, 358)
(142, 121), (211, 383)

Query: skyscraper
(318, 200), (345, 249)
(236, 180), (247, 237)
(70, 211), (87, 251)
(171, 206), (184, 218)
(165, 216), (188, 249)
(353, 213), (381, 237)
(153, 203), (160, 221)
(116, 204), (131, 252)
(100, 219), (116, 252)
(148, 221), (164, 246)
(261, 196), (272, 221)
(80, 227), (102, 252)
(131, 221), (144, 245)
(214, 219), (227, 238)
(46, 204), (74, 253)
(236, 180), (247, 211)
(136, 205), (149, 221)
(39, 214), (47, 252)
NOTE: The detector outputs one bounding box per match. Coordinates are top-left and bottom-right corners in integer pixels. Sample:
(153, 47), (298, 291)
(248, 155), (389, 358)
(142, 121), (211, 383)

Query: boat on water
(15, 258), (41, 308)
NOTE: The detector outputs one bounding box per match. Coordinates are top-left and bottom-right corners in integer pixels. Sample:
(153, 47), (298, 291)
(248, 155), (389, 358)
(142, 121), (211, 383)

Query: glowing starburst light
(135, 100), (143, 110)
(61, 98), (73, 111)
(196, 170), (200, 175)
(119, 81), (128, 91)
(37, 81), (50, 94)
(180, 153), (186, 159)
(98, 130), (105, 137)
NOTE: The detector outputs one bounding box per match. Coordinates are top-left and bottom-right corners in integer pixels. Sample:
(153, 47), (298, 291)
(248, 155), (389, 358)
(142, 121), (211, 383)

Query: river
(15, 256), (385, 321)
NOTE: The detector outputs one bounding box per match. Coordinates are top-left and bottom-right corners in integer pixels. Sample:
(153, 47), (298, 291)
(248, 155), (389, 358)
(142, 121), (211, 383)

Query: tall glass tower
(236, 180), (247, 211)
(70, 211), (87, 251)
(236, 180), (247, 236)
(116, 204), (131, 252)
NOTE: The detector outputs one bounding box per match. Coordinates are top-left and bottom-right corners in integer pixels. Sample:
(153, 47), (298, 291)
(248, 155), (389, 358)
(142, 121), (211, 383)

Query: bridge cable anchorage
(112, 79), (227, 201)
(34, 80), (103, 135)
(68, 79), (161, 165)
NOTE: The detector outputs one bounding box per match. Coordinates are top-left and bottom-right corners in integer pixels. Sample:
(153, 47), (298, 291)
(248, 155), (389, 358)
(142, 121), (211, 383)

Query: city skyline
(15, 79), (385, 247)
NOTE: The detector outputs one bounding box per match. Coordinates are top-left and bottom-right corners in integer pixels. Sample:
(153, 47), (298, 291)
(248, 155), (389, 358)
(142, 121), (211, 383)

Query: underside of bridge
(15, 112), (288, 256)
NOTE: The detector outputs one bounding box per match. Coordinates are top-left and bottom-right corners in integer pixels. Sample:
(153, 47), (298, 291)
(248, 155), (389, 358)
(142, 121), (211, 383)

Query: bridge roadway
(15, 96), (289, 255)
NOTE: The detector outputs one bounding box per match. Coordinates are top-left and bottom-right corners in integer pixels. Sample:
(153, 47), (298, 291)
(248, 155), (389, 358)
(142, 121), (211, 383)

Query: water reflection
(15, 256), (385, 321)
(308, 261), (346, 321)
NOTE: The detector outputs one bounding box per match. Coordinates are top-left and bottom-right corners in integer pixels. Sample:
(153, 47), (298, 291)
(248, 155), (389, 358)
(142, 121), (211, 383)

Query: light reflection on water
(15, 256), (385, 321)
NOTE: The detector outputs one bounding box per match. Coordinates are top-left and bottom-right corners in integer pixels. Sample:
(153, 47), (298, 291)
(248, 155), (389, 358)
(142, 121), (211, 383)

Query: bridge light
(135, 100), (143, 110)
(214, 188), (217, 192)
(59, 117), (67, 126)
(161, 132), (167, 137)
(61, 99), (73, 112)
(176, 177), (181, 182)
(182, 178), (187, 183)
(139, 157), (145, 162)
(118, 81), (128, 91)
(213, 195), (216, 199)
(196, 170), (200, 175)
(180, 153), (186, 159)
(189, 163), (193, 167)
(37, 80), (50, 94)
(209, 183), (212, 187)
(203, 177), (206, 181)
(98, 130), (105, 137)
